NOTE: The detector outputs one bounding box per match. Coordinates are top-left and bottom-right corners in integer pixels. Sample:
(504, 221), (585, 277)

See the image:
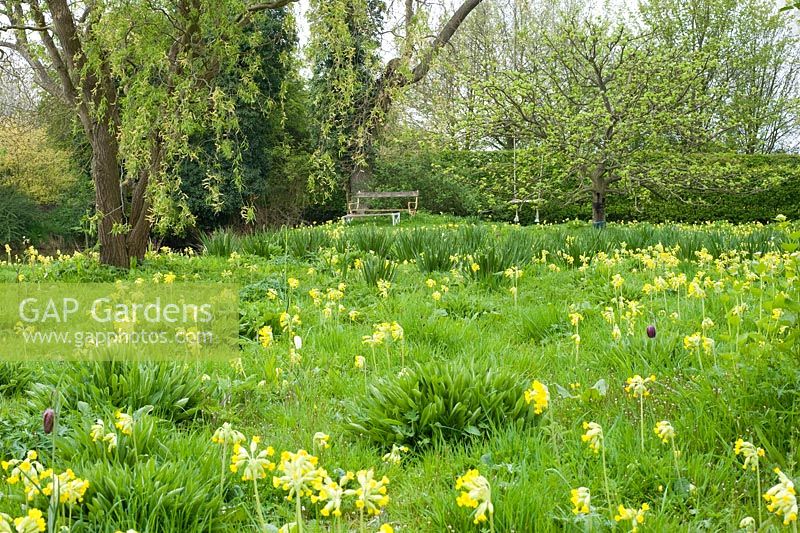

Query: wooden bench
(342, 190), (419, 226)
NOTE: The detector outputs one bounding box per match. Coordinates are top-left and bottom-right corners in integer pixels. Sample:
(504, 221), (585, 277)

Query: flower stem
(253, 479), (266, 531)
(639, 395), (645, 451)
(756, 462), (763, 527)
(296, 494), (304, 533)
(601, 446), (613, 516)
(219, 443), (226, 502)
(489, 511), (495, 533)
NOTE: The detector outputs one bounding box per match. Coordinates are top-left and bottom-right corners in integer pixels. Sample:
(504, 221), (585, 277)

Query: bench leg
(392, 213), (399, 225)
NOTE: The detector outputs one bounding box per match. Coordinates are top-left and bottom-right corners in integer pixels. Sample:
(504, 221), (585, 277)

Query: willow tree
(307, 0), (485, 196)
(0, 0), (296, 267)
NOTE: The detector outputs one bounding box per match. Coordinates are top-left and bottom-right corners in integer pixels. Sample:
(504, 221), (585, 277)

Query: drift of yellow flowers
(455, 469), (494, 527)
(582, 422), (604, 453)
(764, 468), (798, 525)
(524, 380), (550, 414)
(42, 469), (90, 505)
(734, 439), (765, 471)
(570, 487), (591, 515)
(615, 503), (649, 532)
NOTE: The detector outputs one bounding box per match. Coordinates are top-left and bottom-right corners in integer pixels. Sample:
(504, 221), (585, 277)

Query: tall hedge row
(371, 150), (800, 223)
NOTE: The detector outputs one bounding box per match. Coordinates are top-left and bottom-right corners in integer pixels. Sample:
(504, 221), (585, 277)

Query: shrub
(347, 361), (536, 448)
(349, 226), (394, 257)
(0, 186), (41, 244)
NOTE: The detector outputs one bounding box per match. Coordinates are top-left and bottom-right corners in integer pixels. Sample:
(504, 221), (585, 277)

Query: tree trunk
(591, 188), (607, 227)
(91, 125), (130, 268)
(349, 162), (372, 197)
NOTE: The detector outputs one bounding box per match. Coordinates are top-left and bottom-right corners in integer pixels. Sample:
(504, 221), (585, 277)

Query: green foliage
(373, 150), (800, 223)
(0, 186), (40, 245)
(0, 363), (37, 397)
(349, 226), (394, 257)
(83, 455), (227, 532)
(36, 363), (208, 423)
(200, 229), (241, 257)
(240, 231), (279, 258)
(359, 253), (397, 286)
(347, 361), (536, 448)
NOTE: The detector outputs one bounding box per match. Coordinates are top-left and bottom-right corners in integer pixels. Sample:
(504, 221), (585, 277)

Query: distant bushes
(370, 150), (800, 223)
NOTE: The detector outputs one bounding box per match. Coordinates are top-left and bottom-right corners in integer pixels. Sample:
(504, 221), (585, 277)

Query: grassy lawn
(0, 216), (798, 532)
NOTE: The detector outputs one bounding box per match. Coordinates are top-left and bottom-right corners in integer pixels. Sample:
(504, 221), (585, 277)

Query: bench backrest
(354, 190), (418, 199)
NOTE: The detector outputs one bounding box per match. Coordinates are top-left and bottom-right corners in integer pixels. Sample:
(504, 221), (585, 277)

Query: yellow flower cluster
(455, 469), (493, 525)
(734, 439), (765, 471)
(570, 487), (591, 515)
(230, 436), (275, 481)
(764, 468), (798, 525)
(614, 502), (649, 532)
(624, 374), (655, 398)
(581, 422), (604, 454)
(524, 380), (550, 414)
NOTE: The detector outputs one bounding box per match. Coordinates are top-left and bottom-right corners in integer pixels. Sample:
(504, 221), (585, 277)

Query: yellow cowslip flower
(257, 326), (273, 348)
(102, 432), (118, 452)
(382, 444), (409, 465)
(773, 308), (784, 320)
(455, 469), (493, 525)
(734, 439), (765, 471)
(470, 263), (480, 273)
(279, 312), (301, 332)
(683, 332), (702, 350)
(687, 280), (706, 299)
(764, 468), (798, 525)
(273, 450), (323, 501)
(612, 324), (622, 341)
(377, 279), (392, 298)
(701, 336), (715, 355)
(42, 470), (90, 505)
(287, 277), (300, 289)
(571, 333), (581, 346)
(345, 469), (390, 517)
(90, 419), (106, 442)
(581, 422), (603, 454)
(230, 437), (275, 481)
(362, 331), (385, 347)
(625, 375), (655, 398)
(312, 471), (353, 517)
(348, 309), (360, 321)
(389, 322), (404, 341)
(432, 291), (442, 301)
(378, 524), (394, 533)
(614, 503), (649, 532)
(524, 381), (549, 414)
(739, 516), (756, 532)
(654, 420), (675, 444)
(354, 355), (366, 369)
(313, 432), (330, 450)
(17, 274), (25, 283)
(354, 258), (363, 269)
(308, 288), (322, 304)
(0, 513), (11, 531)
(425, 278), (437, 288)
(611, 274), (625, 289)
(164, 272), (176, 284)
(569, 312), (583, 327)
(503, 266), (523, 280)
(115, 411), (133, 436)
(4, 244), (10, 254)
(701, 317), (714, 330)
(13, 508), (45, 533)
(212, 423), (245, 446)
(570, 487), (591, 515)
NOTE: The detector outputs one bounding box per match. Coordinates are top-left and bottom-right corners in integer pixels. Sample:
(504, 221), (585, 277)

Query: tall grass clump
(347, 361), (535, 448)
(200, 229), (240, 257)
(359, 253), (398, 286)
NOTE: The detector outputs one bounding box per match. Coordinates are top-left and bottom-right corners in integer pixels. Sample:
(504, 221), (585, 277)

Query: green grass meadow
(0, 215), (798, 532)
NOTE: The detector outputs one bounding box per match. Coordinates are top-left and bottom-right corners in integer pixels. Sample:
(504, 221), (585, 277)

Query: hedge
(370, 150), (800, 223)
